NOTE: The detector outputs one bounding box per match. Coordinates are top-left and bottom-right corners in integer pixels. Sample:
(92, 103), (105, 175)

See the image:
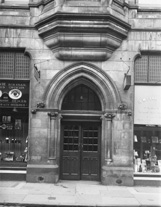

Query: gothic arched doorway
(43, 63), (121, 183)
(60, 84), (102, 180)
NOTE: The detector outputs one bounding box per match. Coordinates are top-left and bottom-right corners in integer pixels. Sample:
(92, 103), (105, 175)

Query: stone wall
(0, 0), (160, 185)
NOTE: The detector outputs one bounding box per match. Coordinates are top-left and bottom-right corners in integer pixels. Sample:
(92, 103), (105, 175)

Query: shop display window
(0, 108), (28, 165)
(0, 51), (30, 166)
(134, 126), (161, 173)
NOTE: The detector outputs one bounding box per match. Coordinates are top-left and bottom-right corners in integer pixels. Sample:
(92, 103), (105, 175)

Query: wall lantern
(123, 73), (131, 90)
(34, 64), (40, 82)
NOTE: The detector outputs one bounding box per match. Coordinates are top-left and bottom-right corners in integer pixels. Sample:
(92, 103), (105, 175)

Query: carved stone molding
(48, 112), (59, 119)
(35, 0), (131, 61)
(104, 113), (116, 120)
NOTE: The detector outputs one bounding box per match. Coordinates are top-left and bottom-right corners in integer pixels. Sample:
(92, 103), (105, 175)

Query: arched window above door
(62, 84), (101, 111)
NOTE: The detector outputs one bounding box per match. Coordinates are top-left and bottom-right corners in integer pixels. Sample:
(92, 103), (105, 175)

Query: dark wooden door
(61, 122), (100, 181)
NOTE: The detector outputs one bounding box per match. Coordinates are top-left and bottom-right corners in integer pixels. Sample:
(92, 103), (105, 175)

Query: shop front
(134, 85), (161, 185)
(0, 51), (30, 180)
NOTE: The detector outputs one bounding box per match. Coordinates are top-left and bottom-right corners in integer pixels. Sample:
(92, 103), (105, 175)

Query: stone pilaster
(48, 112), (59, 163)
(101, 112), (115, 165)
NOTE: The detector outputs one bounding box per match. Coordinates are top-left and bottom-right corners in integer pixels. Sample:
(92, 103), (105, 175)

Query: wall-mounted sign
(134, 86), (161, 125)
(9, 89), (22, 100)
(0, 80), (29, 108)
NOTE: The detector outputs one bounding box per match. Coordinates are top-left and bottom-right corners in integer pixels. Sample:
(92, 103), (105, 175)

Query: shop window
(135, 54), (161, 84)
(0, 109), (28, 163)
(62, 84), (101, 111)
(0, 51), (30, 166)
(0, 51), (30, 79)
(134, 53), (161, 174)
(134, 126), (161, 173)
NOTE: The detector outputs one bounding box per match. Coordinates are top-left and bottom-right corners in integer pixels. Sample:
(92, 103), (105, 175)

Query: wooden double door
(60, 121), (101, 181)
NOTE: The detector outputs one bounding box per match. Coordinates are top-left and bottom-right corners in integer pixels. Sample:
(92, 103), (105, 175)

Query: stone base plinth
(26, 164), (59, 183)
(101, 166), (134, 186)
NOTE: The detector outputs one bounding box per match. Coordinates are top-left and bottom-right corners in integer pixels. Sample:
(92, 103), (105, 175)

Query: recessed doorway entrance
(60, 121), (101, 181)
(60, 84), (102, 181)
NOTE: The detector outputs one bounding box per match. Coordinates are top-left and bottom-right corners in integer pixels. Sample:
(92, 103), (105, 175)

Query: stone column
(102, 113), (115, 164)
(48, 112), (59, 163)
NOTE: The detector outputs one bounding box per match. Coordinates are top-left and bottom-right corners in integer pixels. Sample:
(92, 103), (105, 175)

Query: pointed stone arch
(44, 62), (121, 111)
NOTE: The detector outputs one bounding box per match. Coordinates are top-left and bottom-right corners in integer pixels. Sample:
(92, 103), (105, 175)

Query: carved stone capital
(37, 102), (45, 108)
(118, 103), (128, 110)
(104, 113), (115, 120)
(48, 112), (59, 119)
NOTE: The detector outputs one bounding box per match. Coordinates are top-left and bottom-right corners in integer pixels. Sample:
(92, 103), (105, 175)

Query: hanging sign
(0, 80), (29, 108)
(134, 86), (161, 125)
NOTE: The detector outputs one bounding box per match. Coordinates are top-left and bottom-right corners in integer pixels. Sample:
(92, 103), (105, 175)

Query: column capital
(48, 112), (59, 119)
(48, 111), (63, 120)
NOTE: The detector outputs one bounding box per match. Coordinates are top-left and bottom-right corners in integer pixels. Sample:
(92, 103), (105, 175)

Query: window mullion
(147, 55), (149, 83)
(13, 53), (16, 79)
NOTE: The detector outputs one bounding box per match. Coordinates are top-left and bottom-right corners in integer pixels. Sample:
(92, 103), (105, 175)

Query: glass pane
(82, 125), (99, 152)
(63, 124), (79, 152)
(15, 53), (30, 79)
(0, 108), (28, 163)
(0, 52), (14, 79)
(62, 84), (101, 110)
(0, 52), (30, 80)
(135, 56), (148, 83)
(149, 56), (161, 83)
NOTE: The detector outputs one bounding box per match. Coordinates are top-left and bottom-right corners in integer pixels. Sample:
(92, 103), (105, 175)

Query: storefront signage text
(0, 81), (29, 108)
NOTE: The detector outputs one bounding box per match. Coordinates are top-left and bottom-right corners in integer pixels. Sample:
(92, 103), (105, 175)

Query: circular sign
(9, 89), (22, 100)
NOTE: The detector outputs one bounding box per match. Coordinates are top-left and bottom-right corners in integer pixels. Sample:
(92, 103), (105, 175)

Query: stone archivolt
(35, 0), (131, 61)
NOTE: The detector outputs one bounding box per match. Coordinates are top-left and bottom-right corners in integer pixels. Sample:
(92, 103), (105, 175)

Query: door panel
(62, 155), (80, 179)
(81, 125), (100, 180)
(61, 122), (100, 181)
(61, 124), (80, 179)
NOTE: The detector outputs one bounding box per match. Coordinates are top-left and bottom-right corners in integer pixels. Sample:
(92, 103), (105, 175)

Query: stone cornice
(0, 4), (29, 9)
(35, 13), (130, 33)
(131, 28), (161, 32)
(0, 25), (34, 29)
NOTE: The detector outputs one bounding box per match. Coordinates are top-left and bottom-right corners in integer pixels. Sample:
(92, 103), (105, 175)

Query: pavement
(0, 180), (161, 207)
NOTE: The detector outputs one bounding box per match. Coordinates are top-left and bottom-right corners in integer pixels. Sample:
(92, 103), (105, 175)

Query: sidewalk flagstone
(133, 194), (161, 206)
(0, 194), (27, 203)
(76, 185), (100, 195)
(100, 189), (134, 198)
(0, 181), (161, 206)
(101, 197), (140, 206)
(75, 194), (101, 205)
(134, 187), (161, 193)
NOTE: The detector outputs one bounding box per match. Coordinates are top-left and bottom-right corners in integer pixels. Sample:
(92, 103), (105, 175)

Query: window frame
(0, 49), (30, 80)
(134, 52), (161, 85)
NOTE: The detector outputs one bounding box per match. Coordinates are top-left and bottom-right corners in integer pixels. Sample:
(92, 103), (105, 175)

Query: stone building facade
(0, 0), (161, 186)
